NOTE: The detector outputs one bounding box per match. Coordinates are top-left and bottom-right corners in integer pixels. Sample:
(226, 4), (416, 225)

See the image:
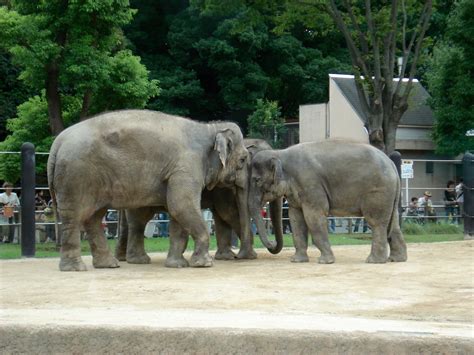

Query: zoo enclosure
(0, 149), (471, 248)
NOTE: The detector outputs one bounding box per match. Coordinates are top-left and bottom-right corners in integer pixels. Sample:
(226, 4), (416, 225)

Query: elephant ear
(271, 157), (283, 184)
(214, 129), (233, 168)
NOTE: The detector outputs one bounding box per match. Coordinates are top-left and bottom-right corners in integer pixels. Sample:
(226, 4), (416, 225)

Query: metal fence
(0, 151), (467, 245)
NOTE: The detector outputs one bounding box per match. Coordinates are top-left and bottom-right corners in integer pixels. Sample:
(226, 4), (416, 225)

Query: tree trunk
(45, 62), (64, 135)
(79, 89), (93, 120)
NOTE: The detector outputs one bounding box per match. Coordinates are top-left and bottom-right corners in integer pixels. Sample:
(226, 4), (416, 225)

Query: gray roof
(331, 75), (434, 127)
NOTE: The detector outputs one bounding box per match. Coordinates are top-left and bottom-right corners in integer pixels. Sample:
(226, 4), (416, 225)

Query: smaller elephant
(249, 140), (407, 264)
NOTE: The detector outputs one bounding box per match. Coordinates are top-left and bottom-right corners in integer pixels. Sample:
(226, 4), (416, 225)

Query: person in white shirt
(0, 182), (20, 243)
(456, 178), (464, 218)
(418, 191), (436, 223)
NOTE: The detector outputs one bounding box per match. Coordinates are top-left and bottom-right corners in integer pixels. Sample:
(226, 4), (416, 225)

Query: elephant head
(249, 150), (284, 254)
(206, 123), (249, 191)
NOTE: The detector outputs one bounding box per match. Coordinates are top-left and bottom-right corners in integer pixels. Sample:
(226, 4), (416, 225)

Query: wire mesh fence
(0, 150), (466, 245)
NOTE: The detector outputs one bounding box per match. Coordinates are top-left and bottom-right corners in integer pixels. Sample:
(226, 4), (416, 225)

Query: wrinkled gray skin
(48, 110), (249, 271)
(115, 138), (282, 266)
(249, 141), (407, 264)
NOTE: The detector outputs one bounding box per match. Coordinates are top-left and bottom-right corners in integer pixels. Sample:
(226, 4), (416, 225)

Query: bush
(402, 223), (425, 235)
(402, 222), (462, 235)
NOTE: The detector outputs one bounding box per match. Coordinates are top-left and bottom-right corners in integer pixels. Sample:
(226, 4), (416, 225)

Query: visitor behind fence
(444, 180), (459, 224)
(407, 197), (420, 223)
(43, 202), (56, 242)
(456, 178), (464, 218)
(418, 191), (436, 223)
(0, 182), (20, 243)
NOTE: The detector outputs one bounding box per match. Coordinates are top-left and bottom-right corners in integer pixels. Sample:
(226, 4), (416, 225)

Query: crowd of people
(0, 177), (466, 243)
(406, 179), (463, 224)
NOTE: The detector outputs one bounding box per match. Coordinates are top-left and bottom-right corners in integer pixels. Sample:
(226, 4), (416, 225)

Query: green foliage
(247, 99), (286, 148)
(0, 50), (31, 141)
(126, 0), (351, 127)
(0, 0), (159, 183)
(0, 0), (159, 117)
(427, 0), (474, 155)
(0, 94), (81, 182)
(402, 222), (463, 235)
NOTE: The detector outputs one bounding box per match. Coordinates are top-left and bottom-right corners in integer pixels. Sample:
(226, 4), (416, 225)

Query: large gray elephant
(249, 140), (407, 264)
(115, 138), (284, 266)
(47, 110), (250, 271)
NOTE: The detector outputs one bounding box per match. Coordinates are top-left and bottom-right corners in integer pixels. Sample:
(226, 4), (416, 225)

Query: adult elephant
(48, 110), (250, 271)
(249, 140), (407, 264)
(115, 138), (284, 267)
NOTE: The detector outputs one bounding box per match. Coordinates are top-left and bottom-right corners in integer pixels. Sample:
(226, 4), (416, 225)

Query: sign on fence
(401, 160), (414, 179)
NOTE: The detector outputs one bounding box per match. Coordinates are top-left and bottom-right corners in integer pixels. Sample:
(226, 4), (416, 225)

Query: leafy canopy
(427, 0), (474, 155)
(0, 0), (159, 182)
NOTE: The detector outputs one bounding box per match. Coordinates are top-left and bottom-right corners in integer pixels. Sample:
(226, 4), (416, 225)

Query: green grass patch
(0, 231), (465, 260)
(402, 222), (463, 235)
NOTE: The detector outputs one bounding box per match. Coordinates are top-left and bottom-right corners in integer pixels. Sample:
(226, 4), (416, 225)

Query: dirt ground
(1, 241), (473, 341)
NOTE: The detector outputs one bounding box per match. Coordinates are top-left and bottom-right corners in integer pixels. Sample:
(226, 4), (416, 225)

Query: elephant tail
(387, 169), (401, 239)
(47, 139), (61, 242)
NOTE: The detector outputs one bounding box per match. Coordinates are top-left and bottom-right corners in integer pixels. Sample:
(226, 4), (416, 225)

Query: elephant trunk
(269, 198), (284, 254)
(250, 194), (283, 254)
(236, 185), (251, 252)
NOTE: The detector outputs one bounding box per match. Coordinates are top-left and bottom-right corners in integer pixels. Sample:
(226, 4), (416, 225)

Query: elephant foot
(318, 254), (335, 264)
(93, 254), (120, 269)
(127, 253), (151, 264)
(366, 253), (387, 264)
(215, 248), (236, 260)
(236, 248), (257, 260)
(291, 253), (309, 263)
(388, 252), (407, 262)
(59, 257), (87, 272)
(165, 256), (189, 268)
(190, 252), (213, 267)
(115, 250), (127, 262)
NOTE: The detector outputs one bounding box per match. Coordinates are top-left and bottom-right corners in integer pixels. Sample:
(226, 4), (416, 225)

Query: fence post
(21, 142), (36, 257)
(463, 152), (473, 239)
(389, 151), (402, 227)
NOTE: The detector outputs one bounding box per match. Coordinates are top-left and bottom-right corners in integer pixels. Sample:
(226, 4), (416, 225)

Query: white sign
(401, 161), (414, 179)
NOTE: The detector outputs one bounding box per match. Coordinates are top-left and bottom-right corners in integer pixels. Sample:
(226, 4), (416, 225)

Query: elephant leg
(115, 210), (128, 261)
(214, 213), (236, 260)
(167, 178), (212, 267)
(365, 224), (389, 263)
(165, 218), (190, 268)
(303, 207), (335, 264)
(289, 208), (309, 263)
(83, 208), (120, 269)
(126, 207), (154, 264)
(58, 211), (87, 272)
(388, 209), (407, 262)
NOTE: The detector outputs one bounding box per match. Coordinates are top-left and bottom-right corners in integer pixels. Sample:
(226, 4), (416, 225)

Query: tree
(247, 99), (286, 148)
(327, 0), (433, 154)
(281, 1), (433, 154)
(0, 1), (159, 182)
(0, 0), (159, 135)
(125, 0), (351, 129)
(427, 0), (474, 155)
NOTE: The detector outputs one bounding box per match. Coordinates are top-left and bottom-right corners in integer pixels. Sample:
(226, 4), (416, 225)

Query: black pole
(389, 151), (403, 227)
(462, 152), (473, 239)
(21, 142), (35, 257)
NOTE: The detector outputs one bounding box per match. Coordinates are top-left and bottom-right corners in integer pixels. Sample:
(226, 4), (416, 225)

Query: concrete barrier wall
(2, 325), (473, 354)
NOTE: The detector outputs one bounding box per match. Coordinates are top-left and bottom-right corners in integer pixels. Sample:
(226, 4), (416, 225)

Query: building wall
(299, 104), (326, 143)
(396, 127), (435, 150)
(328, 79), (369, 143)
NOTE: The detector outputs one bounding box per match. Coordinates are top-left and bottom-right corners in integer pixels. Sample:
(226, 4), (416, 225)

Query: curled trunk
(250, 197), (283, 254)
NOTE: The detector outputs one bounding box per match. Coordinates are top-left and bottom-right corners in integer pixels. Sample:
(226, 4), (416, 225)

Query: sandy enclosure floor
(0, 241), (473, 333)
